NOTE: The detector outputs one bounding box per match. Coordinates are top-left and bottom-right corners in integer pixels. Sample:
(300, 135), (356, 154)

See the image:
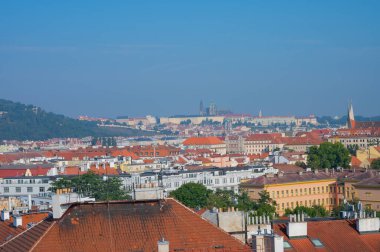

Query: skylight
(311, 238), (324, 247)
(283, 241), (292, 249)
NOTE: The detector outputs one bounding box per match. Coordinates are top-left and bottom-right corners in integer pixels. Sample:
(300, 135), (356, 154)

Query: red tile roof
(0, 212), (49, 246)
(351, 156), (362, 167)
(183, 136), (225, 146)
(272, 164), (304, 173)
(273, 219), (380, 252)
(1, 199), (250, 251)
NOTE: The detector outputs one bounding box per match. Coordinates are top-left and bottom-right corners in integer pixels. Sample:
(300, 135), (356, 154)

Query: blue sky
(0, 1), (379, 118)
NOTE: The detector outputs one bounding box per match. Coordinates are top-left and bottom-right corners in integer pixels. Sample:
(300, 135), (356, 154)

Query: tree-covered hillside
(0, 99), (151, 140)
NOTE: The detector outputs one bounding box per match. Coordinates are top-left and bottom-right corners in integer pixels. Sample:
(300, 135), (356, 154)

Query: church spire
(347, 100), (356, 129)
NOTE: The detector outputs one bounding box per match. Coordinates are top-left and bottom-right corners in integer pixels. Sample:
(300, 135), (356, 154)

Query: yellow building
(356, 146), (380, 168)
(353, 176), (380, 211)
(240, 171), (339, 216)
(240, 170), (378, 216)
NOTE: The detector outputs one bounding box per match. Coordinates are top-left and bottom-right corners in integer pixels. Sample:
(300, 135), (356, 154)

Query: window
(39, 187), (45, 192)
(16, 187), (21, 193)
(283, 241), (293, 249)
(310, 238), (324, 248)
(27, 187), (33, 193)
(4, 187), (9, 193)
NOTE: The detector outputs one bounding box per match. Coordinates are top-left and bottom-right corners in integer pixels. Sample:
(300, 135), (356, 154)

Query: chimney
(286, 213), (307, 238)
(158, 238), (169, 252)
(252, 232), (284, 252)
(1, 210), (10, 221)
(356, 211), (380, 234)
(13, 215), (22, 227)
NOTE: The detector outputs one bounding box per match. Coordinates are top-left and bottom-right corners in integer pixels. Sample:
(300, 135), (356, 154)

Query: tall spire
(199, 100), (204, 116)
(347, 100), (356, 129)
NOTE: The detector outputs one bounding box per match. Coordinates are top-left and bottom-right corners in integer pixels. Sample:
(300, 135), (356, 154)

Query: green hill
(0, 99), (153, 140)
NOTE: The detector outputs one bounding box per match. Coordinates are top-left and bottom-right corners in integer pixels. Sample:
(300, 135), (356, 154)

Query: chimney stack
(356, 211), (380, 234)
(287, 213), (307, 238)
(1, 210), (10, 221)
(13, 215), (22, 227)
(158, 238), (169, 252)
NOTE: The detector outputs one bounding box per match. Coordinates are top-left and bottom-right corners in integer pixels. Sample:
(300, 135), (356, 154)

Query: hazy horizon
(1, 1), (379, 118)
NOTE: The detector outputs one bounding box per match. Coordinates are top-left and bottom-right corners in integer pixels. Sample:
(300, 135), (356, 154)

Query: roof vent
(158, 237), (169, 252)
(1, 210), (10, 221)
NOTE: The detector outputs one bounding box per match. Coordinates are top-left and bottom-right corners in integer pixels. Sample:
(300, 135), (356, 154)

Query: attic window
(310, 238), (324, 247)
(283, 241), (292, 249)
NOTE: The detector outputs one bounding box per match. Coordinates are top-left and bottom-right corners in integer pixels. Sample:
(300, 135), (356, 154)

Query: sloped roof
(272, 164), (304, 173)
(0, 212), (49, 246)
(273, 219), (380, 252)
(183, 137), (225, 146)
(0, 199), (250, 251)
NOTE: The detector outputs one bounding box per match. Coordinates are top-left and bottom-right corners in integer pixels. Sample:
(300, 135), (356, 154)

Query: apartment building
(240, 171), (338, 216)
(120, 165), (277, 195)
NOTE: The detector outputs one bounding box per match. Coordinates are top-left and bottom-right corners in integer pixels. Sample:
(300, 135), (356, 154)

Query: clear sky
(0, 1), (379, 118)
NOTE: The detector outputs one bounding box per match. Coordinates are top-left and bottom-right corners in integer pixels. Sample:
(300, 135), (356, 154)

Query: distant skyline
(1, 1), (379, 118)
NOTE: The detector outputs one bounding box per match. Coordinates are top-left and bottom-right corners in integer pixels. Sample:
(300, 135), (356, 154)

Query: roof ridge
(0, 215), (51, 248)
(29, 220), (56, 251)
(168, 198), (249, 247)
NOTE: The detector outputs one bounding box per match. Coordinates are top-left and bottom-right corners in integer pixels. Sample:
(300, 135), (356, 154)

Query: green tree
(285, 205), (328, 217)
(295, 161), (307, 169)
(307, 142), (350, 169)
(51, 171), (130, 201)
(206, 189), (235, 209)
(347, 144), (359, 156)
(371, 158), (380, 170)
(236, 192), (257, 212)
(170, 182), (212, 208)
(255, 190), (277, 217)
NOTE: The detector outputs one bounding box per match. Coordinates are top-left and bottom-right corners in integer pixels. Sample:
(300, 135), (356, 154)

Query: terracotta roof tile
(183, 137), (225, 146)
(273, 219), (380, 252)
(2, 199), (251, 251)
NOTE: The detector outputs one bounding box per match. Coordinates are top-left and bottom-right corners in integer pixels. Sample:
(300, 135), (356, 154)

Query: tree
(295, 161), (307, 169)
(236, 192), (257, 212)
(170, 182), (212, 208)
(284, 205), (327, 218)
(51, 171), (130, 201)
(307, 142), (350, 169)
(255, 191), (277, 217)
(206, 189), (236, 209)
(371, 158), (380, 170)
(347, 144), (359, 156)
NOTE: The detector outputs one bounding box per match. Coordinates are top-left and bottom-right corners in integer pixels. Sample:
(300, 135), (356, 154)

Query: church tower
(347, 101), (356, 129)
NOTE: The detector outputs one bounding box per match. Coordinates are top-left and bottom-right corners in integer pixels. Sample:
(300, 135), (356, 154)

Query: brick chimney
(157, 238), (169, 252)
(286, 213), (307, 238)
(1, 210), (10, 221)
